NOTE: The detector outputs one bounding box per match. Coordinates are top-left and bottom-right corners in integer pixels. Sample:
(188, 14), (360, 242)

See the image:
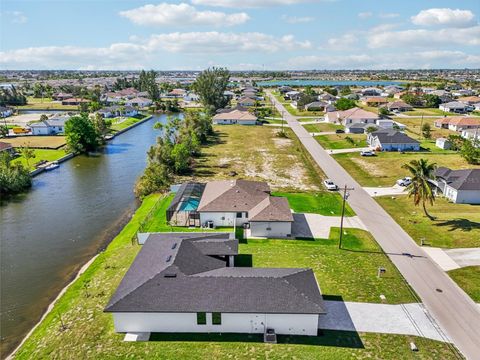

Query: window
(236, 212), (242, 218)
(212, 312), (222, 325)
(197, 312), (206, 325)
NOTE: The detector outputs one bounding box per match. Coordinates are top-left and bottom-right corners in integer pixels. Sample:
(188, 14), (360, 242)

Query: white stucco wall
(450, 188), (480, 204)
(112, 312), (318, 336)
(250, 222), (292, 238)
(200, 212), (236, 227)
(31, 127), (49, 135)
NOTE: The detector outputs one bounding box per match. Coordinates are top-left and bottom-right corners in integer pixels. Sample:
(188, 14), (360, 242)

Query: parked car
(360, 150), (376, 156)
(396, 177), (412, 186)
(335, 129), (345, 133)
(323, 179), (338, 190)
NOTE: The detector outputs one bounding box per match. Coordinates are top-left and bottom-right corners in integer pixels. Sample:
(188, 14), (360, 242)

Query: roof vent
(164, 273), (177, 278)
(166, 255), (172, 262)
(171, 243), (177, 249)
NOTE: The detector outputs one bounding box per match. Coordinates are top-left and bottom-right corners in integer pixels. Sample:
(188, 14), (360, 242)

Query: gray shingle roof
(435, 167), (480, 191)
(249, 197), (294, 222)
(105, 233), (325, 315)
(372, 130), (419, 144)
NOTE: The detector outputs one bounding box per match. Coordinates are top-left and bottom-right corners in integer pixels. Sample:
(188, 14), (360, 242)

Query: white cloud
(119, 3), (249, 27)
(281, 15), (314, 24)
(147, 32), (312, 53)
(411, 8), (476, 28)
(367, 26), (480, 48)
(0, 32), (311, 69)
(3, 11), (28, 24)
(358, 12), (373, 19)
(326, 33), (357, 49)
(379, 13), (399, 19)
(190, 0), (328, 8)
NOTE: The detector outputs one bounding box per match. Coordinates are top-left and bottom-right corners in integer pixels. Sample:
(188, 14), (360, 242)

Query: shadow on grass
(235, 254), (252, 267)
(149, 330), (364, 349)
(435, 218), (480, 232)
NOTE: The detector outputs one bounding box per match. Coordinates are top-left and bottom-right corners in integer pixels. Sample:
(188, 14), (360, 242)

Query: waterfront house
(98, 105), (138, 118)
(212, 109), (258, 125)
(169, 89), (187, 98)
(167, 180), (294, 238)
(361, 97), (388, 107)
(361, 87), (382, 96)
(367, 129), (420, 151)
(0, 141), (14, 154)
(0, 106), (14, 118)
(29, 117), (68, 135)
(105, 232), (325, 338)
(432, 167), (480, 204)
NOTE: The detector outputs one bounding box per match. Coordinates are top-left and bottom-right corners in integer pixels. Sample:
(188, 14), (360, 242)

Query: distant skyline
(1, 0), (479, 70)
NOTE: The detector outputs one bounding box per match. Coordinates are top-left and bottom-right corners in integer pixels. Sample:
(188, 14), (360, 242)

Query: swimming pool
(179, 198), (200, 211)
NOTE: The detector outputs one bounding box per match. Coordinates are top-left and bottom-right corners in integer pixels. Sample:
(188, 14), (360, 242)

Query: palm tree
(402, 159), (437, 220)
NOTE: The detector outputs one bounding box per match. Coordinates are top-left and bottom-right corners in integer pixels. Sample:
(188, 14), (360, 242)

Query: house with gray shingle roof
(433, 167), (480, 204)
(367, 129), (420, 151)
(105, 232), (325, 337)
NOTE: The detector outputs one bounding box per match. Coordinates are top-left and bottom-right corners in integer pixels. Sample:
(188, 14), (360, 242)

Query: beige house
(325, 107), (379, 125)
(212, 110), (258, 125)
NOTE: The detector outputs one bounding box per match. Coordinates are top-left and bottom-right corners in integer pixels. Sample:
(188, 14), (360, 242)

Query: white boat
(104, 134), (114, 140)
(45, 161), (60, 171)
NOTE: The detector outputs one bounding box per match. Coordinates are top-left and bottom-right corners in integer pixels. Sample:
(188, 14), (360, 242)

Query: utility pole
(339, 184), (354, 249)
(281, 110), (284, 132)
(419, 114), (424, 139)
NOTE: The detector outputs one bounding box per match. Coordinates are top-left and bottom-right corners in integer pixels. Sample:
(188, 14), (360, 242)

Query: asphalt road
(268, 91), (480, 359)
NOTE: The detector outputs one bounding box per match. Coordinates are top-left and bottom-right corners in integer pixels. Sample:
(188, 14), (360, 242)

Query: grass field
(315, 133), (367, 149)
(17, 96), (79, 110)
(285, 104), (325, 117)
(403, 108), (453, 116)
(192, 125), (323, 191)
(272, 192), (354, 217)
(109, 115), (149, 132)
(333, 151), (478, 187)
(376, 196), (480, 248)
(448, 266), (480, 302)
(392, 117), (456, 140)
(13, 194), (459, 360)
(2, 136), (66, 149)
(303, 123), (343, 133)
(13, 148), (67, 170)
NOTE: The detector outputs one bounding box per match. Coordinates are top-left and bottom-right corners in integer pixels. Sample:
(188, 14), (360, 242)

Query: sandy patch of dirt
(273, 137), (293, 149)
(351, 157), (384, 177)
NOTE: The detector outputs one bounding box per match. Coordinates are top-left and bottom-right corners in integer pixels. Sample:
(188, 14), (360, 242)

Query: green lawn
(272, 191), (354, 216)
(303, 123), (343, 133)
(376, 196), (480, 248)
(110, 115), (149, 132)
(13, 148), (67, 170)
(16, 96), (79, 110)
(448, 266), (480, 302)
(263, 119), (287, 125)
(392, 117), (456, 140)
(141, 193), (233, 233)
(403, 108), (452, 116)
(14, 195), (459, 359)
(285, 104), (325, 117)
(333, 151), (479, 187)
(315, 134), (367, 150)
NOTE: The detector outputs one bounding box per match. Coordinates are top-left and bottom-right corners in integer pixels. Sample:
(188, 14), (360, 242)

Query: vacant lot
(376, 196), (480, 248)
(285, 104), (325, 117)
(303, 123), (343, 133)
(393, 117), (457, 140)
(2, 136), (66, 149)
(315, 133), (367, 150)
(13, 149), (67, 170)
(272, 192), (354, 217)
(333, 151), (478, 187)
(193, 125), (322, 191)
(448, 266), (480, 302)
(17, 97), (79, 110)
(403, 108), (453, 116)
(14, 195), (458, 360)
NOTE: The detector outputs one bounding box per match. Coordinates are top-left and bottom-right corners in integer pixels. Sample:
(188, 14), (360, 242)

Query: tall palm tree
(402, 159), (437, 220)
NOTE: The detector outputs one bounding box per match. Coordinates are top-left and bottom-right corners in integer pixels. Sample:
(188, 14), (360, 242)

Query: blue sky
(1, 0), (479, 70)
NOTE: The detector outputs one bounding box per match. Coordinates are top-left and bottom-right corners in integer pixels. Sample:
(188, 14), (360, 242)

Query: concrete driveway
(292, 213), (367, 239)
(422, 247), (480, 271)
(319, 301), (449, 342)
(327, 147), (372, 154)
(363, 185), (407, 197)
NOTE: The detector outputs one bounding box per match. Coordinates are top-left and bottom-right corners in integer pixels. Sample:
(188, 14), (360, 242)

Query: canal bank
(0, 114), (167, 357)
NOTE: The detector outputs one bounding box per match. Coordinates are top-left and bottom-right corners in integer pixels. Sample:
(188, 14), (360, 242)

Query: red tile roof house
(360, 97), (388, 107)
(434, 118), (451, 129)
(237, 96), (256, 107)
(126, 97), (153, 108)
(325, 107), (379, 126)
(436, 117), (480, 132)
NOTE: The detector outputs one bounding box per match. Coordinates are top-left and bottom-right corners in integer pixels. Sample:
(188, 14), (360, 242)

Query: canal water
(0, 114), (167, 356)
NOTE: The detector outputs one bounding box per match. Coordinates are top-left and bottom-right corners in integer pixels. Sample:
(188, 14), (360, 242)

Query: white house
(461, 129), (480, 144)
(212, 110), (257, 125)
(433, 167), (480, 204)
(126, 97), (152, 108)
(183, 92), (200, 102)
(325, 107), (379, 126)
(439, 101), (469, 113)
(105, 233), (325, 338)
(29, 117), (68, 135)
(0, 106), (14, 118)
(367, 129), (420, 151)
(436, 138), (452, 150)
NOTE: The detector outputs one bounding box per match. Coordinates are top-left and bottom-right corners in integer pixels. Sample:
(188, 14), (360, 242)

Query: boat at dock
(44, 161), (59, 171)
